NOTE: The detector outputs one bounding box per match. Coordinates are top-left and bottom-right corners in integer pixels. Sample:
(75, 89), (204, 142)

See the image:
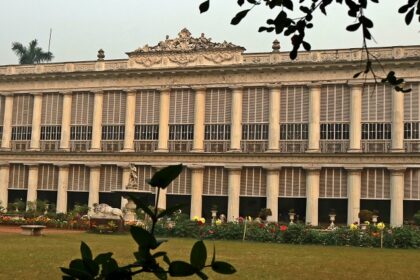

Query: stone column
(307, 84), (321, 152)
(227, 166), (241, 221)
(157, 88), (170, 152)
(305, 167), (320, 226)
(1, 94), (13, 150)
(348, 83), (363, 152)
(230, 86), (243, 151)
(192, 87), (206, 152)
(26, 165), (38, 209)
(391, 90), (405, 152)
(56, 165), (69, 213)
(190, 166), (204, 219)
(88, 165), (101, 211)
(0, 164), (9, 209)
(122, 90), (136, 152)
(390, 168), (405, 227)
(60, 91), (72, 151)
(268, 85), (281, 151)
(29, 93), (43, 151)
(89, 90), (103, 152)
(346, 168), (362, 225)
(265, 167), (280, 222)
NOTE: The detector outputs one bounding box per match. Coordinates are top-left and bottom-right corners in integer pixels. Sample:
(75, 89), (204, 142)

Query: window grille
(203, 167), (228, 196)
(41, 126), (61, 140)
(135, 165), (154, 193)
(280, 124), (308, 140)
(320, 123), (349, 140)
(361, 123), (391, 139)
(8, 164), (28, 189)
(101, 125), (125, 140)
(70, 126), (92, 140)
(280, 86), (309, 139)
(37, 164), (58, 191)
(135, 125), (159, 140)
(68, 165), (90, 192)
(167, 167), (191, 195)
(11, 126), (31, 140)
(169, 124), (194, 140)
(240, 167), (266, 196)
(99, 165), (123, 192)
(135, 90), (160, 124)
(319, 168), (347, 198)
(204, 124), (230, 140)
(361, 168), (390, 199)
(71, 92), (94, 125)
(404, 122), (420, 140)
(41, 93), (63, 125)
(242, 124), (269, 140)
(279, 168), (306, 197)
(404, 169), (420, 200)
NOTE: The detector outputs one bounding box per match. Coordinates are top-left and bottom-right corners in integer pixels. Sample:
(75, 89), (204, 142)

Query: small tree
(61, 164), (236, 279)
(11, 39), (53, 65)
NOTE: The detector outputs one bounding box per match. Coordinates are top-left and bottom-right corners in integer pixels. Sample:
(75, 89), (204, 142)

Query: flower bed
(153, 215), (420, 249)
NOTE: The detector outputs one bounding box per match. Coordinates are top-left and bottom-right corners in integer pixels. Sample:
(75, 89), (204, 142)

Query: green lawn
(0, 231), (419, 280)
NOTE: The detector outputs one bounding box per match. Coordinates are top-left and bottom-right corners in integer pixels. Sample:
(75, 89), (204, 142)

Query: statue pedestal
(123, 199), (138, 222)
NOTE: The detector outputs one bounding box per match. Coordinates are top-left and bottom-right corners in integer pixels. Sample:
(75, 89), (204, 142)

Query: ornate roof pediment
(126, 28), (245, 69)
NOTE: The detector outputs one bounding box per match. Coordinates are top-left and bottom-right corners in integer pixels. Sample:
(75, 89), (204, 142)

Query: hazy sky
(0, 0), (418, 65)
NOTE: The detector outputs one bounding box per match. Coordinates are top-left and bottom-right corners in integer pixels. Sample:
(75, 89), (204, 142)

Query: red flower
(280, 225), (288, 231)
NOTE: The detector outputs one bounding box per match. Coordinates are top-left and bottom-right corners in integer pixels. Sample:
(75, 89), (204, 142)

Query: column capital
(31, 92), (43, 96)
(303, 166), (321, 172)
(225, 165), (242, 171)
(388, 167), (406, 175)
(191, 86), (207, 92)
(229, 85), (244, 91)
(306, 82), (322, 89)
(266, 83), (282, 90)
(186, 164), (204, 171)
(0, 162), (9, 168)
(60, 90), (73, 96)
(0, 92), (12, 97)
(159, 87), (171, 94)
(124, 89), (137, 95)
(263, 165), (282, 171)
(347, 81), (364, 88)
(86, 163), (101, 169)
(91, 89), (104, 94)
(345, 167), (364, 173)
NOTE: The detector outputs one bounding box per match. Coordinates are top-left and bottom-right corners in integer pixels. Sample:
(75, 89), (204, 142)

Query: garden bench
(20, 225), (46, 236)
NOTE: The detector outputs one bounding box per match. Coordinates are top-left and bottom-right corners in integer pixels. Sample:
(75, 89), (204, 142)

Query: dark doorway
(67, 192), (89, 212)
(239, 197), (266, 218)
(318, 199), (347, 225)
(167, 195), (191, 217)
(7, 190), (27, 210)
(278, 198), (306, 223)
(403, 200), (420, 223)
(360, 200), (390, 223)
(99, 193), (121, 208)
(202, 196), (228, 221)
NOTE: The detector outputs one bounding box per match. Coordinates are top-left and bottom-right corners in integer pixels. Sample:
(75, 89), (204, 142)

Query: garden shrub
(414, 211), (420, 226)
(391, 227), (420, 248)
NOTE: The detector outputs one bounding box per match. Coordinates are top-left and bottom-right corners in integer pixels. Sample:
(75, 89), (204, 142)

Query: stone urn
(372, 215), (379, 225)
(288, 212), (295, 224)
(329, 214), (336, 229)
(211, 209), (218, 226)
(123, 199), (138, 222)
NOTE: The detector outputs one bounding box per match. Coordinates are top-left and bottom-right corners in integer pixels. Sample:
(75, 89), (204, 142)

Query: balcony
(101, 140), (124, 152)
(134, 140), (157, 152)
(320, 140), (349, 153)
(361, 140), (391, 153)
(168, 140), (192, 152)
(404, 140), (420, 153)
(241, 141), (268, 153)
(280, 140), (308, 153)
(70, 140), (91, 152)
(40, 140), (60, 151)
(11, 140), (30, 151)
(204, 141), (230, 153)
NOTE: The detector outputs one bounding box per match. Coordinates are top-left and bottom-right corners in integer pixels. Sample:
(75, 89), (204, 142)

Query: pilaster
(348, 83), (363, 152)
(307, 84), (321, 152)
(157, 88), (170, 152)
(390, 168), (405, 227)
(391, 90), (405, 152)
(265, 167), (280, 222)
(59, 91), (73, 151)
(227, 165), (242, 221)
(305, 167), (320, 225)
(1, 94), (13, 151)
(346, 167), (362, 225)
(122, 90), (137, 152)
(190, 166), (204, 218)
(230, 86), (243, 152)
(56, 164), (69, 213)
(267, 85), (281, 152)
(0, 163), (9, 209)
(89, 90), (103, 152)
(88, 164), (101, 211)
(29, 92), (43, 151)
(26, 164), (38, 209)
(192, 87), (206, 152)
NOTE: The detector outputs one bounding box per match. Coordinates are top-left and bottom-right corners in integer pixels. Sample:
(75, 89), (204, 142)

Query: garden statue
(126, 163), (138, 189)
(91, 203), (123, 219)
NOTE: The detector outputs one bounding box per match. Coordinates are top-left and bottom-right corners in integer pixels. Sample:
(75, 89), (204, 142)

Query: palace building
(0, 28), (419, 226)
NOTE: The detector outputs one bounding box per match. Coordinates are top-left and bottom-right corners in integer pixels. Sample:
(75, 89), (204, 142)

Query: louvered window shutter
(8, 164), (28, 189)
(71, 92), (94, 125)
(362, 84), (392, 122)
(38, 164), (59, 190)
(203, 167), (228, 196)
(319, 168), (347, 198)
(404, 169), (420, 200)
(320, 85), (350, 122)
(205, 88), (232, 124)
(135, 90), (160, 124)
(102, 91), (126, 125)
(136, 165), (154, 192)
(242, 88), (269, 123)
(240, 167), (266, 197)
(167, 167), (191, 195)
(100, 165), (123, 192)
(68, 165), (90, 192)
(12, 94), (33, 125)
(169, 89), (194, 124)
(404, 83), (420, 121)
(279, 168), (306, 197)
(281, 86), (309, 123)
(361, 169), (390, 199)
(41, 93), (63, 125)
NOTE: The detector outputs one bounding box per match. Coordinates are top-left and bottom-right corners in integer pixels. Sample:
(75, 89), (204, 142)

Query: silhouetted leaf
(147, 164), (183, 189)
(302, 41), (311, 51)
(190, 241), (207, 270)
(211, 261), (237, 274)
(346, 22), (361, 31)
(258, 26), (275, 32)
(157, 204), (185, 219)
(130, 226), (158, 249)
(283, 0), (293, 10)
(80, 242), (92, 261)
(196, 271), (209, 279)
(125, 194), (154, 218)
(237, 0), (244, 6)
(60, 267), (93, 279)
(353, 71), (362, 78)
(169, 261), (195, 277)
(406, 8), (415, 24)
(231, 9), (250, 25)
(199, 1), (209, 13)
(94, 252), (113, 265)
(399, 4), (411, 13)
(83, 259), (99, 277)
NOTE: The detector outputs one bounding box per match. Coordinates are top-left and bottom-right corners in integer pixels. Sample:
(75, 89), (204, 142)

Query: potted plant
(258, 208), (272, 221)
(358, 210), (372, 224)
(288, 209), (296, 224)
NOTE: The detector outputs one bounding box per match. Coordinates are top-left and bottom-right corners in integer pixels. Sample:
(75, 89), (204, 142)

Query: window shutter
(281, 86), (309, 123)
(404, 169), (420, 200)
(320, 85), (350, 122)
(319, 168), (347, 198)
(205, 88), (231, 124)
(41, 93), (63, 125)
(102, 91), (126, 125)
(12, 94), (33, 125)
(136, 165), (154, 192)
(169, 89), (194, 124)
(135, 90), (160, 124)
(362, 84), (392, 122)
(167, 167), (191, 195)
(8, 164), (28, 189)
(38, 164), (59, 190)
(99, 165), (123, 192)
(404, 83), (420, 121)
(279, 168), (306, 197)
(71, 92), (94, 125)
(203, 167), (228, 196)
(240, 167), (266, 196)
(242, 88), (269, 123)
(361, 168), (390, 199)
(68, 165), (90, 192)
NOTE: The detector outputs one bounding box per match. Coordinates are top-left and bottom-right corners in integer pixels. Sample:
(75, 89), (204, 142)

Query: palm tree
(11, 39), (53, 64)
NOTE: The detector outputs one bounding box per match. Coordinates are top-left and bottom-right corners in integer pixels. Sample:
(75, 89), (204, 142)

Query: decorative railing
(404, 140), (420, 153)
(361, 140), (391, 153)
(168, 141), (192, 152)
(70, 140), (91, 152)
(101, 140), (124, 152)
(204, 141), (230, 153)
(134, 141), (158, 152)
(11, 140), (30, 151)
(241, 141), (268, 153)
(320, 140), (349, 153)
(40, 140), (60, 152)
(280, 140), (308, 153)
